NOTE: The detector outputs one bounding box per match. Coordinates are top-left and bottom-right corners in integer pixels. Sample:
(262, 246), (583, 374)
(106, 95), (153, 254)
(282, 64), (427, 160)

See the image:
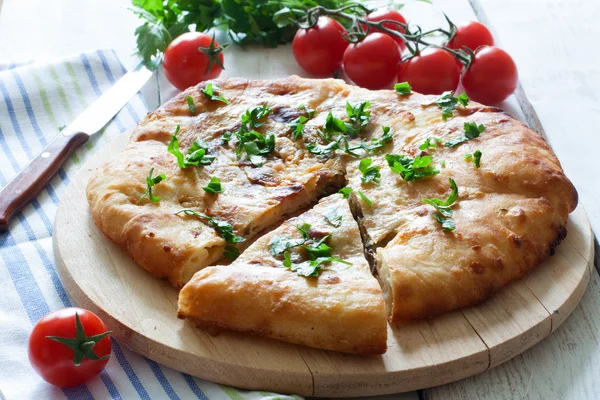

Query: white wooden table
(1, 0), (598, 398)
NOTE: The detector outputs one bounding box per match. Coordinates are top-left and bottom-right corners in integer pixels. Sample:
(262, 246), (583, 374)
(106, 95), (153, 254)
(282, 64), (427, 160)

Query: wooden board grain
(53, 132), (593, 397)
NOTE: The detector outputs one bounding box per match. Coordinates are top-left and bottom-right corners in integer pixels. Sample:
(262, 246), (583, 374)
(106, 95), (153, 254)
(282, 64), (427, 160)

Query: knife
(0, 62), (153, 232)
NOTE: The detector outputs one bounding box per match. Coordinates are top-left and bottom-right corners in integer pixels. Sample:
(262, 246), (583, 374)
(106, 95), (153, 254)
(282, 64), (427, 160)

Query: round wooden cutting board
(54, 133), (594, 397)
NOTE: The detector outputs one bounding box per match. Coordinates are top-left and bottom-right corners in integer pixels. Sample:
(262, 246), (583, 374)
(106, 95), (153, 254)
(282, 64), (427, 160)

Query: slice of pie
(177, 194), (388, 354)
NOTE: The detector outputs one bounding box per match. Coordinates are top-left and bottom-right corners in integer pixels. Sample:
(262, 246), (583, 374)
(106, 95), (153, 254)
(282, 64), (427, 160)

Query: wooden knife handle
(0, 131), (89, 232)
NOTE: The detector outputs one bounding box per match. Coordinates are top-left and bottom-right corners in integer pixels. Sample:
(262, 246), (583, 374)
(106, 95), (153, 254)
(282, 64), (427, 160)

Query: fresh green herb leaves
(445, 122), (486, 148)
(138, 167), (166, 204)
(345, 126), (394, 156)
(186, 96), (197, 114)
(346, 101), (371, 135)
(436, 92), (469, 120)
(290, 116), (308, 140)
(423, 178), (459, 231)
(270, 223), (350, 277)
(357, 191), (372, 207)
(339, 187), (353, 199)
(358, 158), (381, 184)
(201, 83), (230, 104)
(288, 104), (317, 139)
(203, 176), (223, 194)
(419, 137), (443, 151)
(224, 104), (275, 166)
(464, 150), (482, 168)
(168, 125), (216, 168)
(385, 154), (440, 182)
(323, 208), (343, 227)
(394, 82), (413, 95)
(175, 209), (245, 260)
(306, 140), (340, 156)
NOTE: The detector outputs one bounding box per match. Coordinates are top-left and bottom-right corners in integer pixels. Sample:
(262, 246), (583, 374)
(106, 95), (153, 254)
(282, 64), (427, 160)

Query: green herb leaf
(419, 137), (443, 151)
(138, 167), (166, 203)
(385, 154), (440, 182)
(358, 158), (381, 184)
(269, 234), (306, 256)
(345, 101), (371, 135)
(168, 125), (216, 168)
(289, 116), (308, 140)
(445, 122), (485, 148)
(357, 190), (372, 208)
(394, 82), (413, 95)
(465, 150), (482, 168)
(306, 140), (340, 156)
(203, 176), (223, 194)
(323, 208), (343, 227)
(175, 209), (245, 253)
(186, 96), (197, 114)
(339, 187), (353, 199)
(436, 91), (470, 120)
(346, 126), (394, 155)
(423, 178), (459, 231)
(296, 103), (316, 119)
(201, 83), (230, 104)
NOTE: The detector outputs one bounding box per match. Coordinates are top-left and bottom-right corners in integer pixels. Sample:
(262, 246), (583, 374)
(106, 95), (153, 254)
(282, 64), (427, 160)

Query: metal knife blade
(0, 62), (153, 232)
(64, 62), (153, 136)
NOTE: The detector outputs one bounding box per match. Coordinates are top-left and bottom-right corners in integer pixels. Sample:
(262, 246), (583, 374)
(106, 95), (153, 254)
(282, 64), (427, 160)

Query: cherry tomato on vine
(163, 32), (225, 91)
(363, 9), (407, 51)
(446, 21), (494, 51)
(343, 33), (401, 89)
(292, 17), (349, 76)
(28, 308), (112, 387)
(462, 46), (518, 104)
(396, 48), (460, 94)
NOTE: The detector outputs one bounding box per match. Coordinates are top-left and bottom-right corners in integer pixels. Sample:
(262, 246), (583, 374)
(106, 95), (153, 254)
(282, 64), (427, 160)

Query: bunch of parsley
(131, 0), (360, 68)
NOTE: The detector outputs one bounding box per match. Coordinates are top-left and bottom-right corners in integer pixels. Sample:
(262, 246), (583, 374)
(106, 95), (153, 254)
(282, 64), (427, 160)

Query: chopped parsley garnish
(175, 209), (245, 260)
(202, 176), (223, 194)
(269, 223), (350, 277)
(394, 82), (413, 95)
(200, 83), (230, 104)
(323, 111), (347, 137)
(288, 104), (317, 139)
(436, 92), (469, 120)
(339, 187), (353, 199)
(465, 150), (482, 168)
(357, 190), (372, 208)
(168, 125), (216, 168)
(385, 154), (440, 182)
(345, 126), (394, 156)
(224, 105), (275, 166)
(358, 158), (381, 184)
(419, 137), (443, 151)
(306, 140), (340, 156)
(289, 116), (308, 140)
(323, 208), (343, 227)
(186, 96), (196, 114)
(138, 167), (166, 204)
(345, 101), (371, 135)
(423, 178), (459, 231)
(445, 122), (486, 148)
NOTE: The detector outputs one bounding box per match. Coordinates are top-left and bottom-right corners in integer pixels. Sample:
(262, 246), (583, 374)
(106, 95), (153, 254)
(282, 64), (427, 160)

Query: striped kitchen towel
(0, 50), (300, 400)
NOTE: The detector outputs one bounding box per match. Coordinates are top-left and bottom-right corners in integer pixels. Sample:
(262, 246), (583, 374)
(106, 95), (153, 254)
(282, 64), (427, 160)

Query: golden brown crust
(87, 75), (577, 325)
(177, 195), (388, 354)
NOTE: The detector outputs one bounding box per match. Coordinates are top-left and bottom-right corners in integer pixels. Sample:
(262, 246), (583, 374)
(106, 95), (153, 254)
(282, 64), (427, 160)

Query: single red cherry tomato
(343, 33), (401, 89)
(28, 308), (112, 387)
(396, 48), (460, 94)
(292, 17), (349, 76)
(163, 32), (225, 91)
(462, 46), (518, 105)
(364, 9), (407, 51)
(446, 21), (494, 51)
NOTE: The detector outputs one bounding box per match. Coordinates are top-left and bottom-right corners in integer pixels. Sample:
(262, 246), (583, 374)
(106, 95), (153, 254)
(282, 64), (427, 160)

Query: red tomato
(396, 48), (460, 94)
(364, 9), (407, 51)
(292, 17), (349, 76)
(163, 32), (225, 91)
(462, 46), (518, 104)
(343, 33), (401, 89)
(447, 21), (494, 51)
(28, 308), (112, 387)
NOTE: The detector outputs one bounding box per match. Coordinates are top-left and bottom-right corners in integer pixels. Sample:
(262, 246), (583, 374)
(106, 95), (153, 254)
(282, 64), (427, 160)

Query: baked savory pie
(87, 76), (577, 353)
(178, 194), (388, 354)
